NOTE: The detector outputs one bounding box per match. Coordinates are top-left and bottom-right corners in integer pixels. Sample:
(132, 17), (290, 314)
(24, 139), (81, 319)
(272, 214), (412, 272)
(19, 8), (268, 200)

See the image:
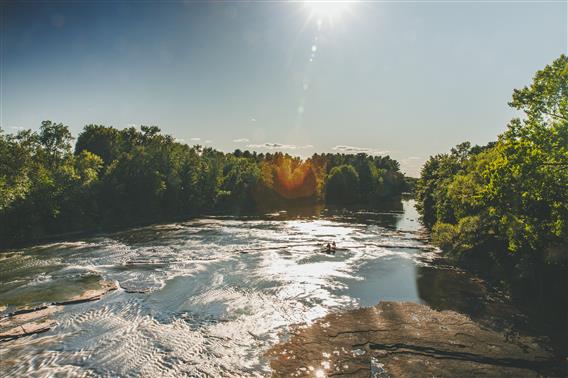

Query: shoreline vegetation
(415, 55), (567, 339)
(0, 57), (564, 307)
(0, 121), (412, 250)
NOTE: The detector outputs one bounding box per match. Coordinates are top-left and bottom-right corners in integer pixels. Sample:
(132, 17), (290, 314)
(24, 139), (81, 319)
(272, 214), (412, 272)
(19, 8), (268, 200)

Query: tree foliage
(325, 165), (360, 204)
(0, 125), (406, 248)
(416, 55), (568, 270)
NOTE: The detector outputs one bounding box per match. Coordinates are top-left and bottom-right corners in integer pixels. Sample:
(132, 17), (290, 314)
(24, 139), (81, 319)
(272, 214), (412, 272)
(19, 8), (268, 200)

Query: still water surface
(0, 200), (548, 376)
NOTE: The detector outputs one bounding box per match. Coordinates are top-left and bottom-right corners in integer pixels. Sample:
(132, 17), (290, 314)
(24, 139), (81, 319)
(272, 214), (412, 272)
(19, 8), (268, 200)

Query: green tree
(39, 121), (73, 169)
(482, 55), (568, 257)
(325, 164), (360, 204)
(417, 55), (568, 270)
(218, 155), (260, 210)
(0, 122), (408, 248)
(0, 129), (33, 210)
(75, 125), (121, 165)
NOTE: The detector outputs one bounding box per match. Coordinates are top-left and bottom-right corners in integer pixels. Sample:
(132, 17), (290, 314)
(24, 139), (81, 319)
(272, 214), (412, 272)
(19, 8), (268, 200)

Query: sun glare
(303, 1), (351, 26)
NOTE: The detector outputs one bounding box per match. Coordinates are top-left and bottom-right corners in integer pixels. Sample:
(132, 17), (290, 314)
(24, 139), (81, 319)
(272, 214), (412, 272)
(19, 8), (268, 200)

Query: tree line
(415, 55), (567, 289)
(0, 124), (408, 248)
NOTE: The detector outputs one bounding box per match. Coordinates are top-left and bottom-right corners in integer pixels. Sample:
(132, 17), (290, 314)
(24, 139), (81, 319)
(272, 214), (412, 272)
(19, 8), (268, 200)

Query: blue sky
(1, 1), (566, 176)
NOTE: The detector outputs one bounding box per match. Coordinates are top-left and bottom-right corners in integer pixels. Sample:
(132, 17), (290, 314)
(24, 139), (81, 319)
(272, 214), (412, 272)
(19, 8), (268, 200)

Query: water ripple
(0, 200), (434, 376)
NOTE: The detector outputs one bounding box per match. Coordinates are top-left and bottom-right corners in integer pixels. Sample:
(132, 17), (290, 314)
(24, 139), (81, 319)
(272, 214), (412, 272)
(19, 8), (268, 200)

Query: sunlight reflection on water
(0, 199), (433, 377)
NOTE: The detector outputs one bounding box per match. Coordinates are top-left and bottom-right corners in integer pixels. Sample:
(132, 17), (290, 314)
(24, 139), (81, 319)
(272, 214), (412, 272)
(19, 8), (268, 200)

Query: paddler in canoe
(323, 242), (337, 254)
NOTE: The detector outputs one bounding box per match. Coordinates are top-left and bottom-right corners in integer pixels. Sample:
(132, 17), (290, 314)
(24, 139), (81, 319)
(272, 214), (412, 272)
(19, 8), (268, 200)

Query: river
(0, 200), (561, 376)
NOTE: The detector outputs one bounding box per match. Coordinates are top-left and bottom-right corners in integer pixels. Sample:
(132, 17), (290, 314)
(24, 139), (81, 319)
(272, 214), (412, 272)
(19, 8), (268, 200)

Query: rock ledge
(267, 301), (561, 377)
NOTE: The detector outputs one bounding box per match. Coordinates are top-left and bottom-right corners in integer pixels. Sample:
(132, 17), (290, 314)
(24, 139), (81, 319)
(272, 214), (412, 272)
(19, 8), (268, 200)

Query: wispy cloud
(233, 138), (250, 143)
(399, 156), (426, 177)
(189, 137), (201, 141)
(204, 140), (213, 144)
(247, 142), (314, 150)
(332, 145), (390, 155)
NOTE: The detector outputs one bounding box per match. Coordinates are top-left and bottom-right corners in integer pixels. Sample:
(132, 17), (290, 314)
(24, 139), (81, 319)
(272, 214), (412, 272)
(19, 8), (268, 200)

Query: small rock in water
(122, 286), (152, 294)
(53, 280), (117, 305)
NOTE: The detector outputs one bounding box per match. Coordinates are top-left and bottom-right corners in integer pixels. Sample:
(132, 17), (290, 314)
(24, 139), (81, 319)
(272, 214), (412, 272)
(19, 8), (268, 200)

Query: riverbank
(267, 301), (564, 377)
(441, 243), (568, 358)
(265, 245), (568, 377)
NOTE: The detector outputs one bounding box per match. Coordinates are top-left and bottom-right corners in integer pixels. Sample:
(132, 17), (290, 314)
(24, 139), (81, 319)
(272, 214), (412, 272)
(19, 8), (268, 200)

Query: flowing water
(0, 200), (559, 377)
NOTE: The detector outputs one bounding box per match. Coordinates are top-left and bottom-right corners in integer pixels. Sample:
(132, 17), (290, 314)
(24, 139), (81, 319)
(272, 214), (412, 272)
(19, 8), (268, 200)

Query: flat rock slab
(0, 319), (56, 340)
(0, 305), (60, 341)
(0, 280), (117, 341)
(53, 280), (117, 305)
(0, 306), (62, 329)
(267, 301), (561, 377)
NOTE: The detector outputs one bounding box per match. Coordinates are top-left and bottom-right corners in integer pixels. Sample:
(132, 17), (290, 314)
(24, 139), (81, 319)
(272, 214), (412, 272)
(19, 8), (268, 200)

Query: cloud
(332, 145), (390, 155)
(250, 118), (257, 122)
(189, 137), (201, 141)
(399, 156), (426, 177)
(10, 126), (24, 131)
(204, 140), (213, 144)
(247, 142), (314, 150)
(233, 138), (250, 143)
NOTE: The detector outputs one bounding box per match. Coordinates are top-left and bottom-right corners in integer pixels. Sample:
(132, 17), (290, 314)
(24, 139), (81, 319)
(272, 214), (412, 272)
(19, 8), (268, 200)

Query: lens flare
(303, 1), (351, 26)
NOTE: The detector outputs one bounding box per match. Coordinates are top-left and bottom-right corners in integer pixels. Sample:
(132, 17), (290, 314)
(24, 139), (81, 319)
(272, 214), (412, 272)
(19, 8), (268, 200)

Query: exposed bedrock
(267, 301), (563, 377)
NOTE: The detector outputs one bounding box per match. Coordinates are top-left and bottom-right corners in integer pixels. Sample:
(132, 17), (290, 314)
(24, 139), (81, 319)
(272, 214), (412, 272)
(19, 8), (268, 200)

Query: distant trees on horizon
(0, 122), (408, 248)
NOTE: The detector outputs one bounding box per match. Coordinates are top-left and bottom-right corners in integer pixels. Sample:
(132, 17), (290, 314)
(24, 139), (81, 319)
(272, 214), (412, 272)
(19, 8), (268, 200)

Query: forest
(0, 123), (409, 248)
(415, 55), (567, 293)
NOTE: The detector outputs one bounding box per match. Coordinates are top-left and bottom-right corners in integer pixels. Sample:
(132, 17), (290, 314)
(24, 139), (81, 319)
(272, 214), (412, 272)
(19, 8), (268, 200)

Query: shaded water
(0, 200), (559, 376)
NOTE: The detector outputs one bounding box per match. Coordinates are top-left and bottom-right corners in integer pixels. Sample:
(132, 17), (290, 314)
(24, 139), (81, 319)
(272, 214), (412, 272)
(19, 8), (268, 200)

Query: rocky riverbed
(267, 301), (561, 377)
(0, 200), (565, 376)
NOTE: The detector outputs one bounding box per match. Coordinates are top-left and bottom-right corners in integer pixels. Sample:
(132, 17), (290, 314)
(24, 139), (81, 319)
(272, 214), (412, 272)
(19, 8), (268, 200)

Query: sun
(303, 1), (351, 26)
